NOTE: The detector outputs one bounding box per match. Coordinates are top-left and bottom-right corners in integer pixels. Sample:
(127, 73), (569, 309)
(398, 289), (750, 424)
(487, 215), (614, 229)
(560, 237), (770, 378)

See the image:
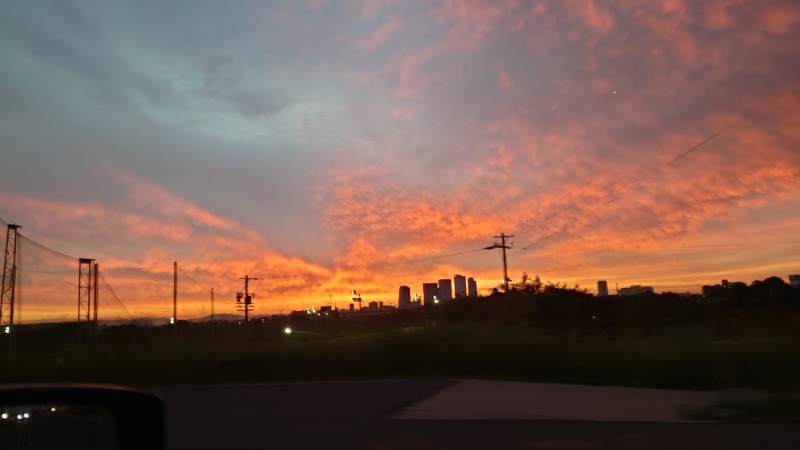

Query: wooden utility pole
(489, 233), (513, 292)
(211, 287), (216, 344)
(173, 261), (178, 323)
(236, 275), (261, 322)
(93, 263), (99, 325)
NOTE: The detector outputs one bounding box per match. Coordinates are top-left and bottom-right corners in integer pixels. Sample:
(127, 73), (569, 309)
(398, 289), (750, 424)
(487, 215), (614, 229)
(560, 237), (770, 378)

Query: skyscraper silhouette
(454, 275), (467, 298)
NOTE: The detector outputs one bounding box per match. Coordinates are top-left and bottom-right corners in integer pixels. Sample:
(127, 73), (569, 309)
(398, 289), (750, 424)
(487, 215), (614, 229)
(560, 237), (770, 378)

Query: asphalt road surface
(147, 380), (800, 450)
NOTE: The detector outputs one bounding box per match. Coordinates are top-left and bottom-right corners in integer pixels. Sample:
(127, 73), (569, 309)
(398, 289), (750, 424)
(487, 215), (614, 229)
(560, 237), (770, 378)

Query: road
(147, 380), (800, 450)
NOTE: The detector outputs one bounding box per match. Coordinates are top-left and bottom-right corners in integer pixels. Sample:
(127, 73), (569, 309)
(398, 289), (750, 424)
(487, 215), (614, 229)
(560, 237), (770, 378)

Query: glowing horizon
(2, 1), (799, 323)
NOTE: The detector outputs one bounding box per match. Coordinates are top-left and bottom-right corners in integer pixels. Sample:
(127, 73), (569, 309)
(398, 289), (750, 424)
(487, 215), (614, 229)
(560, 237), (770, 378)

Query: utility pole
(236, 275), (261, 322)
(487, 233), (514, 292)
(93, 263), (99, 325)
(173, 261), (178, 324)
(92, 263), (99, 349)
(210, 287), (216, 344)
(172, 261), (178, 344)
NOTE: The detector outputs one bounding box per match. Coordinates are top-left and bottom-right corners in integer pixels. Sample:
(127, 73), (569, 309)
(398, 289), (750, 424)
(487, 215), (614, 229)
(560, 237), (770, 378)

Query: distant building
(454, 275), (467, 298)
(398, 286), (411, 309)
(352, 301), (396, 314)
(438, 279), (453, 302)
(618, 285), (654, 296)
(790, 275), (800, 288)
(422, 283), (439, 306)
(597, 281), (609, 297)
(467, 277), (477, 297)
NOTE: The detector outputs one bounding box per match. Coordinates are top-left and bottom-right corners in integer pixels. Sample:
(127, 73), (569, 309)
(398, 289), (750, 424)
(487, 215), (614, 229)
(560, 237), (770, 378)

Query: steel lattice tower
(0, 224), (21, 327)
(78, 258), (97, 323)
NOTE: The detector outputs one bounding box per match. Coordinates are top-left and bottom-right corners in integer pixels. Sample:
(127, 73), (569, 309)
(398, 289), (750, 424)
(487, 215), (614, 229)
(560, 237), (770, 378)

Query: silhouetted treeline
(702, 276), (800, 307)
(435, 274), (800, 339)
(4, 275), (799, 355)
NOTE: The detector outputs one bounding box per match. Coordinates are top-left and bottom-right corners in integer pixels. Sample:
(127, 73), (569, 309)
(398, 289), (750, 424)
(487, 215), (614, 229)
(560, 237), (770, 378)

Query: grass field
(3, 295), (800, 420)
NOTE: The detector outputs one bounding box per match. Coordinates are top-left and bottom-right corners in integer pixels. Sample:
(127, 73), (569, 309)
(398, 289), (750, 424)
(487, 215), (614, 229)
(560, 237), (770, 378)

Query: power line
(177, 268), (206, 287)
(98, 272), (133, 320)
(178, 267), (234, 306)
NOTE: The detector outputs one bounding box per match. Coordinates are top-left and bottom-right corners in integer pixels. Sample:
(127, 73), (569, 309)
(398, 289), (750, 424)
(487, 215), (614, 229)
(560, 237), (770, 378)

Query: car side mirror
(0, 385), (164, 450)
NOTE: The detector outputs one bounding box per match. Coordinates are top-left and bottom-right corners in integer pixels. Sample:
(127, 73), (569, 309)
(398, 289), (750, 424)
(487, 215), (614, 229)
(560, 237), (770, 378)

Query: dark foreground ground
(147, 380), (800, 450)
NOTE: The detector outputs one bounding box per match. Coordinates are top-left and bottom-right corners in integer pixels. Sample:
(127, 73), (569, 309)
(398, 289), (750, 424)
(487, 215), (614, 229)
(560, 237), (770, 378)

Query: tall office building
(398, 286), (411, 309)
(597, 280), (609, 297)
(438, 279), (453, 302)
(467, 277), (477, 297)
(790, 275), (800, 288)
(453, 275), (467, 298)
(422, 283), (439, 306)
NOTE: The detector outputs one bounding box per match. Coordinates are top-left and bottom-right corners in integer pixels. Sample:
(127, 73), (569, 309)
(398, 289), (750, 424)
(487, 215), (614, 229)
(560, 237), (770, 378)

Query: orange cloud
(1, 164), (344, 322)
(566, 0), (614, 33)
(4, 0), (800, 320)
(760, 4), (800, 35)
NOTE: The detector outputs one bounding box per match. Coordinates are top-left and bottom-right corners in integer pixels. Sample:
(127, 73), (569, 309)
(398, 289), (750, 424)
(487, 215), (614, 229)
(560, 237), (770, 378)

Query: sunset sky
(1, 0), (799, 322)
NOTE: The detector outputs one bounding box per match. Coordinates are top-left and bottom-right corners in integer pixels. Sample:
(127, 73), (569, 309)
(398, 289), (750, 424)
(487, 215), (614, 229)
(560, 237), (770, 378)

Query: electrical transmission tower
(1, 224), (21, 327)
(236, 275), (261, 322)
(78, 258), (98, 324)
(486, 233), (514, 292)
